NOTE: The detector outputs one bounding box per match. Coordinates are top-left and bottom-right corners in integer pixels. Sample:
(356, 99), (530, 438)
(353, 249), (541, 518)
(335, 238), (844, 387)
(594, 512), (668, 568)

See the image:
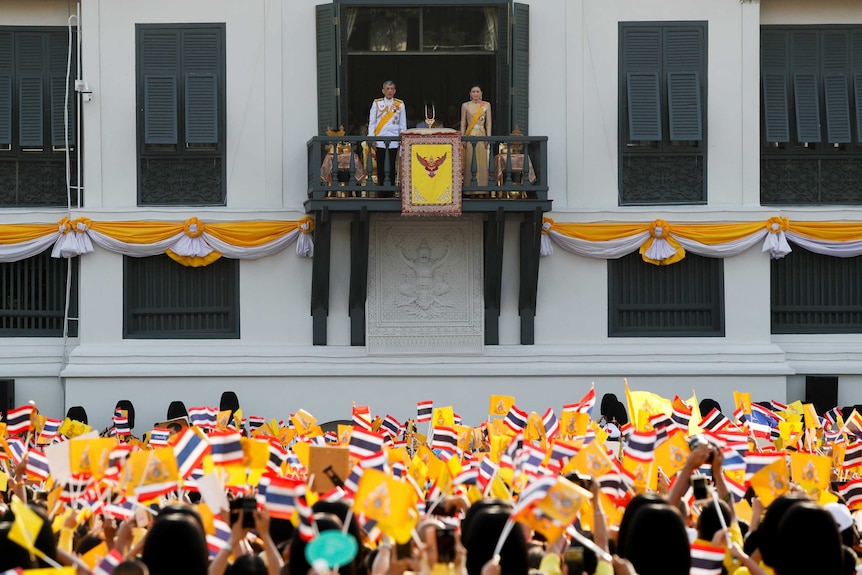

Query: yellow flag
(432, 406), (455, 428)
(512, 505), (566, 543)
(0, 470), (7, 492)
(622, 455), (656, 493)
(687, 392), (703, 435)
(803, 404), (821, 429)
(750, 458), (790, 507)
(625, 379), (673, 431)
(217, 410), (232, 429)
(654, 430), (691, 477)
(353, 469), (417, 543)
(58, 418), (92, 439)
(23, 569), (76, 575)
(564, 440), (612, 478)
(123, 447), (179, 496)
(789, 452), (831, 494)
(9, 496), (44, 552)
(535, 477), (591, 525)
(525, 412), (546, 443)
(291, 409), (318, 435)
(489, 395), (516, 417)
(69, 437), (118, 479)
(411, 143), (454, 205)
(80, 541), (109, 569)
(733, 392), (752, 416)
(240, 438), (270, 469)
(779, 420), (803, 441)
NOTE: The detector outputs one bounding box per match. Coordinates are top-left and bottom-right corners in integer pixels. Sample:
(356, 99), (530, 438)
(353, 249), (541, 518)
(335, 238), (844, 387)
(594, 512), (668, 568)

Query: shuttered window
(123, 255), (239, 339)
(0, 249), (78, 337)
(136, 24), (225, 205)
(761, 27), (862, 205)
(771, 246), (862, 333)
(608, 252), (724, 337)
(619, 23), (706, 205)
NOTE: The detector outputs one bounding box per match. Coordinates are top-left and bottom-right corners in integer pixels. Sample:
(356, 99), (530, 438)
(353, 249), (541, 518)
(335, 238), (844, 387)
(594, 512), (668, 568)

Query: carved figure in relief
(393, 237), (453, 316)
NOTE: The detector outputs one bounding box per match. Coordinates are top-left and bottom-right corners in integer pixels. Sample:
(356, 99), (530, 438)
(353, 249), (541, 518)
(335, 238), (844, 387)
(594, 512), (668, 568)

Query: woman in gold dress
(460, 85), (492, 188)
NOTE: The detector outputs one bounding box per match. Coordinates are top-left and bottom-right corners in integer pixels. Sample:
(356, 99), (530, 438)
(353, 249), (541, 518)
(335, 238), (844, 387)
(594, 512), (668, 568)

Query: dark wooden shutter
(511, 3), (529, 134)
(141, 30), (179, 145)
(665, 28), (703, 141)
(316, 4), (338, 136)
(792, 31), (821, 143)
(49, 32), (75, 147)
(761, 31), (790, 143)
(0, 32), (12, 146)
(822, 32), (850, 143)
(853, 32), (862, 143)
(668, 72), (702, 140)
(16, 34), (45, 148)
(623, 28), (661, 141)
(182, 30), (219, 145)
(627, 73), (661, 141)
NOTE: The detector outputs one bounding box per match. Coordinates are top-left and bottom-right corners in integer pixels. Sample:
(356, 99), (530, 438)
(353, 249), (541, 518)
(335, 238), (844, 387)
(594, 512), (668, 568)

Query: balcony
(304, 133), (552, 348)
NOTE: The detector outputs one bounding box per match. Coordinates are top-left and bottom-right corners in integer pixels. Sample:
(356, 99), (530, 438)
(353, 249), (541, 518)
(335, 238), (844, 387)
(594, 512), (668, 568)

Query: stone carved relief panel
(367, 214), (484, 355)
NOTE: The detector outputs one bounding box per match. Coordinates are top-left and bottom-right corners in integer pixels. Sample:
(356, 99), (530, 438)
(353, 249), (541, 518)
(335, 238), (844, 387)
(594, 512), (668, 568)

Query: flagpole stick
(711, 489), (732, 548)
(568, 526), (613, 563)
(493, 517), (516, 559)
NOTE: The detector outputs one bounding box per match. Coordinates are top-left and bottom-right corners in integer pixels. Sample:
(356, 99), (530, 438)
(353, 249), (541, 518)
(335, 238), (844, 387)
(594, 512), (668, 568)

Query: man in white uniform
(368, 80), (407, 191)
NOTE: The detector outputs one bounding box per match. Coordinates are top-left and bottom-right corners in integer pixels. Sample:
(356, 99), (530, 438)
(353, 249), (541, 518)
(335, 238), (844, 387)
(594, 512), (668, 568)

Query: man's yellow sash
(464, 103), (487, 135)
(373, 100), (401, 136)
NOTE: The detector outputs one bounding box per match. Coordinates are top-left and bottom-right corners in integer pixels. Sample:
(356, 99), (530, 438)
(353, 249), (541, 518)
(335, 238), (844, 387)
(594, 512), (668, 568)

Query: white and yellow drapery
(0, 216), (315, 266)
(541, 217), (862, 264)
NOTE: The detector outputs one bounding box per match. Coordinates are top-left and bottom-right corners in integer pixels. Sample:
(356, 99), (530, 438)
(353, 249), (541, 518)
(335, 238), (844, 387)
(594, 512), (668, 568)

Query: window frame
(0, 249), (78, 338)
(135, 23), (226, 206)
(617, 21), (708, 206)
(608, 251), (725, 338)
(123, 254), (240, 339)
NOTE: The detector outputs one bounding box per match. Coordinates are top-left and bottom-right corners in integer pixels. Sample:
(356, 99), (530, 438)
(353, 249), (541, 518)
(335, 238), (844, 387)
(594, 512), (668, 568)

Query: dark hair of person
(0, 505), (57, 570)
(115, 559), (149, 575)
(756, 493), (808, 568)
(166, 400), (189, 420)
(619, 503), (690, 575)
(157, 502), (205, 532)
(142, 513), (208, 575)
(526, 543), (544, 569)
(220, 391), (240, 419)
(463, 505), (529, 575)
(615, 493), (667, 558)
(461, 498), (510, 548)
(227, 554), (268, 575)
(312, 499), (366, 575)
(66, 405), (88, 425)
(841, 546), (857, 575)
(772, 502), (842, 575)
(697, 499), (732, 542)
(289, 514), (355, 575)
(699, 399), (722, 417)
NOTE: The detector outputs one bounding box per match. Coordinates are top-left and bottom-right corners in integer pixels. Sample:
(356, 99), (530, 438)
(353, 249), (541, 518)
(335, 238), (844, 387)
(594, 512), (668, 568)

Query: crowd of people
(0, 385), (859, 575)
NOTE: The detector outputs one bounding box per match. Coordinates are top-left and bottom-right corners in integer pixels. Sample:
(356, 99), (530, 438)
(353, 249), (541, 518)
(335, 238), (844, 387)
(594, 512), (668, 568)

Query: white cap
(825, 502), (854, 532)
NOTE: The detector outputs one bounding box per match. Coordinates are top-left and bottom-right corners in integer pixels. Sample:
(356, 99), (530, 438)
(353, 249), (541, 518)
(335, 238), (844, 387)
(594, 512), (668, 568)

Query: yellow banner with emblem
(410, 144), (453, 205)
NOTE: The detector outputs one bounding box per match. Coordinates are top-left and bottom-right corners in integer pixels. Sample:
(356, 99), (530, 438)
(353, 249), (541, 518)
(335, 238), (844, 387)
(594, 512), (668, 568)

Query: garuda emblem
(416, 152), (447, 178)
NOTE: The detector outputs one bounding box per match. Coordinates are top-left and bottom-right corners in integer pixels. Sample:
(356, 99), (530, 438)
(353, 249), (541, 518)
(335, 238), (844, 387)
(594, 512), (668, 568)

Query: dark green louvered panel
(665, 28), (701, 70)
(182, 31), (219, 71)
(511, 3), (529, 134)
(18, 78), (43, 147)
(762, 74), (790, 142)
(855, 74), (862, 144)
(0, 75), (10, 145)
(762, 31), (788, 69)
(668, 71), (702, 141)
(144, 76), (178, 144)
(623, 28), (660, 71)
(185, 74), (217, 144)
(824, 73), (851, 143)
(823, 31), (848, 70)
(0, 33), (10, 146)
(627, 72), (661, 141)
(141, 31), (179, 73)
(792, 31), (818, 70)
(316, 4), (338, 136)
(794, 74), (821, 142)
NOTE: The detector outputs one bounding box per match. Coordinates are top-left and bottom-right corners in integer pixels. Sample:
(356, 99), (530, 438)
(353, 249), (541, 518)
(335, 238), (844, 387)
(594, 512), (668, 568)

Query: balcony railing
(306, 134), (548, 210)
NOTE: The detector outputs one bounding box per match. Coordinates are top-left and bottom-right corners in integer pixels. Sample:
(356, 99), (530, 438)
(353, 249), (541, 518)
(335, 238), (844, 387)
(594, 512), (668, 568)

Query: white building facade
(2, 0), (862, 432)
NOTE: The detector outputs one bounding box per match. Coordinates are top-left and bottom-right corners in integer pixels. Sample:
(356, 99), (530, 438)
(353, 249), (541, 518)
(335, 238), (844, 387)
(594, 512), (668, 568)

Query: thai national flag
(623, 429), (657, 462)
(6, 438), (26, 464)
(348, 428), (385, 459)
(518, 443), (547, 477)
(838, 479), (862, 511)
(61, 474), (93, 502)
(844, 411), (862, 441)
(503, 405), (528, 433)
(103, 500), (136, 520)
(188, 406), (218, 429)
(352, 405), (373, 431)
(477, 457), (498, 492)
(5, 405), (35, 435)
(843, 442), (862, 469)
(92, 549), (124, 575)
(542, 408), (560, 440)
(416, 401), (433, 424)
(690, 542), (725, 575)
(453, 468), (479, 486)
(570, 385), (596, 415)
(670, 396), (692, 431)
(380, 414), (402, 438)
(148, 428), (172, 447)
(699, 408), (732, 433)
(294, 483), (316, 541)
(266, 440), (286, 475)
(744, 451), (783, 482)
(343, 464), (364, 496)
(548, 440), (579, 472)
(104, 444), (135, 480)
(511, 475), (556, 516)
(825, 407), (844, 430)
(25, 449), (50, 481)
(431, 426), (459, 452)
(247, 416), (266, 432)
(358, 450), (388, 472)
(208, 430), (244, 465)
(264, 476), (301, 519)
(206, 518), (232, 558)
(113, 410), (131, 437)
(40, 418), (62, 442)
(173, 427), (210, 478)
